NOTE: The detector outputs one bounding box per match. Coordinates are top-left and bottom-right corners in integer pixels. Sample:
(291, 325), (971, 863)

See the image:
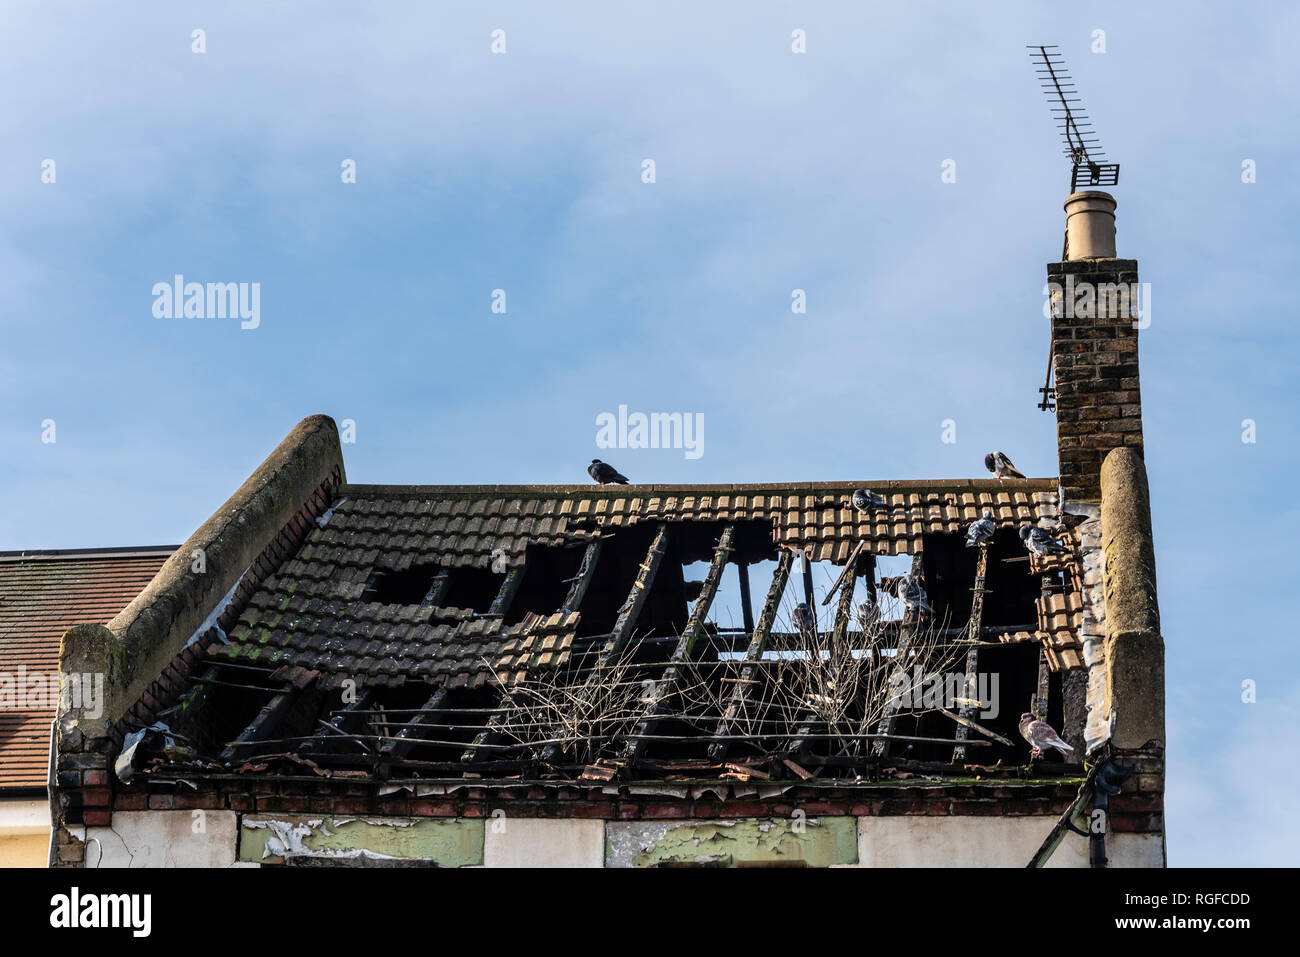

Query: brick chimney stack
(1047, 190), (1144, 503)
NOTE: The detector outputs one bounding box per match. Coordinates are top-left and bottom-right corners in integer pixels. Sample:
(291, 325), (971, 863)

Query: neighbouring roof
(0, 548), (175, 788)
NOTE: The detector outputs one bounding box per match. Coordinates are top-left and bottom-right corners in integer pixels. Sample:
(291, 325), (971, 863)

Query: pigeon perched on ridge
(895, 576), (932, 616)
(792, 602), (816, 636)
(587, 459), (629, 485)
(1019, 713), (1074, 757)
(984, 451), (1025, 481)
(965, 510), (996, 548)
(851, 488), (889, 514)
(1019, 523), (1070, 556)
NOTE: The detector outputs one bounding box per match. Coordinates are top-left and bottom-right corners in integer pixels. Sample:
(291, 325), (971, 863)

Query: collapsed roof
(87, 422), (1087, 788)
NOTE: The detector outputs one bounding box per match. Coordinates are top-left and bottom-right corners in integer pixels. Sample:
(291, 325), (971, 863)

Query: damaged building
(48, 191), (1164, 868)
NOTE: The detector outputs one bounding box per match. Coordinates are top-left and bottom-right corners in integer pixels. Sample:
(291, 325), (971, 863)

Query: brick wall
(1048, 258), (1144, 503)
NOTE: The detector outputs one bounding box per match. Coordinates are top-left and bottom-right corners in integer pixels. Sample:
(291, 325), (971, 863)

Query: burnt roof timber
(221, 682), (300, 762)
(872, 554), (926, 758)
(380, 688), (449, 762)
(561, 538), (604, 613)
(624, 526), (735, 761)
(707, 548), (794, 763)
(952, 543), (989, 764)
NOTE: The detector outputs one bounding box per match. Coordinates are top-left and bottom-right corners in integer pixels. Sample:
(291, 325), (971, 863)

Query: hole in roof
(362, 564), (444, 605)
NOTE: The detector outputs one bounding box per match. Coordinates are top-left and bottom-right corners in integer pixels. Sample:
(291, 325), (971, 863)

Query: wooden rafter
(623, 526), (735, 761)
(707, 548), (794, 762)
(222, 683), (299, 762)
(562, 539), (604, 612)
(486, 566), (525, 618)
(952, 543), (989, 763)
(872, 554), (925, 758)
(595, 523), (671, 671)
(380, 687), (448, 761)
(539, 524), (670, 763)
(312, 687), (376, 755)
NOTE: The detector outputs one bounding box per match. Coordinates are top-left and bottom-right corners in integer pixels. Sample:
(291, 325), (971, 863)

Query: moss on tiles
(606, 817), (858, 868)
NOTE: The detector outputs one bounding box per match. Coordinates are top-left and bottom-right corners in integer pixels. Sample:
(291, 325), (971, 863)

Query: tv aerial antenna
(1029, 45), (1119, 193)
(1029, 45), (1121, 412)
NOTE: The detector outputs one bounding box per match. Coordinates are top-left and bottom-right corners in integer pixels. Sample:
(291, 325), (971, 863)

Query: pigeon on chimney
(588, 459), (629, 485)
(1019, 523), (1070, 556)
(1018, 713), (1074, 757)
(984, 452), (1025, 480)
(895, 576), (933, 616)
(965, 510), (996, 548)
(851, 489), (889, 514)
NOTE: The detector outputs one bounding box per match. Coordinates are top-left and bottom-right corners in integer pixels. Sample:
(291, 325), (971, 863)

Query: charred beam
(221, 683), (300, 762)
(485, 565), (525, 618)
(708, 548), (794, 762)
(624, 526), (735, 760)
(872, 554), (925, 758)
(596, 522), (671, 670)
(380, 687), (449, 761)
(952, 543), (989, 763)
(562, 539), (604, 612)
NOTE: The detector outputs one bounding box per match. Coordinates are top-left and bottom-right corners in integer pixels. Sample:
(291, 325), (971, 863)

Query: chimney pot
(1064, 190), (1117, 260)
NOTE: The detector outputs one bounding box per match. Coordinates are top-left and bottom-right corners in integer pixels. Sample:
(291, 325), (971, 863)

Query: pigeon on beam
(965, 510), (996, 548)
(984, 452), (1025, 481)
(1018, 713), (1074, 757)
(895, 576), (933, 616)
(856, 597), (881, 630)
(1019, 523), (1070, 556)
(792, 602), (816, 636)
(587, 459), (629, 485)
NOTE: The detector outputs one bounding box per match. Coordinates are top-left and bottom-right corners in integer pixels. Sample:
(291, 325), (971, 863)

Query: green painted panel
(239, 815), (483, 866)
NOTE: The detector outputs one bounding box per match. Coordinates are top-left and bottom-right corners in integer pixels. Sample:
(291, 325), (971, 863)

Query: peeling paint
(239, 815), (483, 866)
(605, 817), (857, 868)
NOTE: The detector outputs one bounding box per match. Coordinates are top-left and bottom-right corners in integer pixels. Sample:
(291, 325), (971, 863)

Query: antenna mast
(1029, 45), (1120, 192)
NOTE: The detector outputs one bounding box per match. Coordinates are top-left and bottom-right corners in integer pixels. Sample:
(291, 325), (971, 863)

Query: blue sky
(2, 2), (1296, 866)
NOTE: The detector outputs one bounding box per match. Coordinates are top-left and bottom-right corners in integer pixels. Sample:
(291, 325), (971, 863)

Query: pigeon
(792, 602), (816, 635)
(856, 597), (880, 630)
(984, 451), (1025, 481)
(895, 576), (932, 616)
(1019, 523), (1070, 556)
(1019, 713), (1074, 757)
(851, 488), (889, 514)
(965, 510), (996, 548)
(587, 459), (629, 485)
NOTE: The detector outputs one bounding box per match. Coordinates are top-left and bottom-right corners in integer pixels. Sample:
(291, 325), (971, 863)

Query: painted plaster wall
(483, 817), (605, 867)
(76, 812), (1156, 868)
(0, 798), (51, 867)
(86, 810), (242, 867)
